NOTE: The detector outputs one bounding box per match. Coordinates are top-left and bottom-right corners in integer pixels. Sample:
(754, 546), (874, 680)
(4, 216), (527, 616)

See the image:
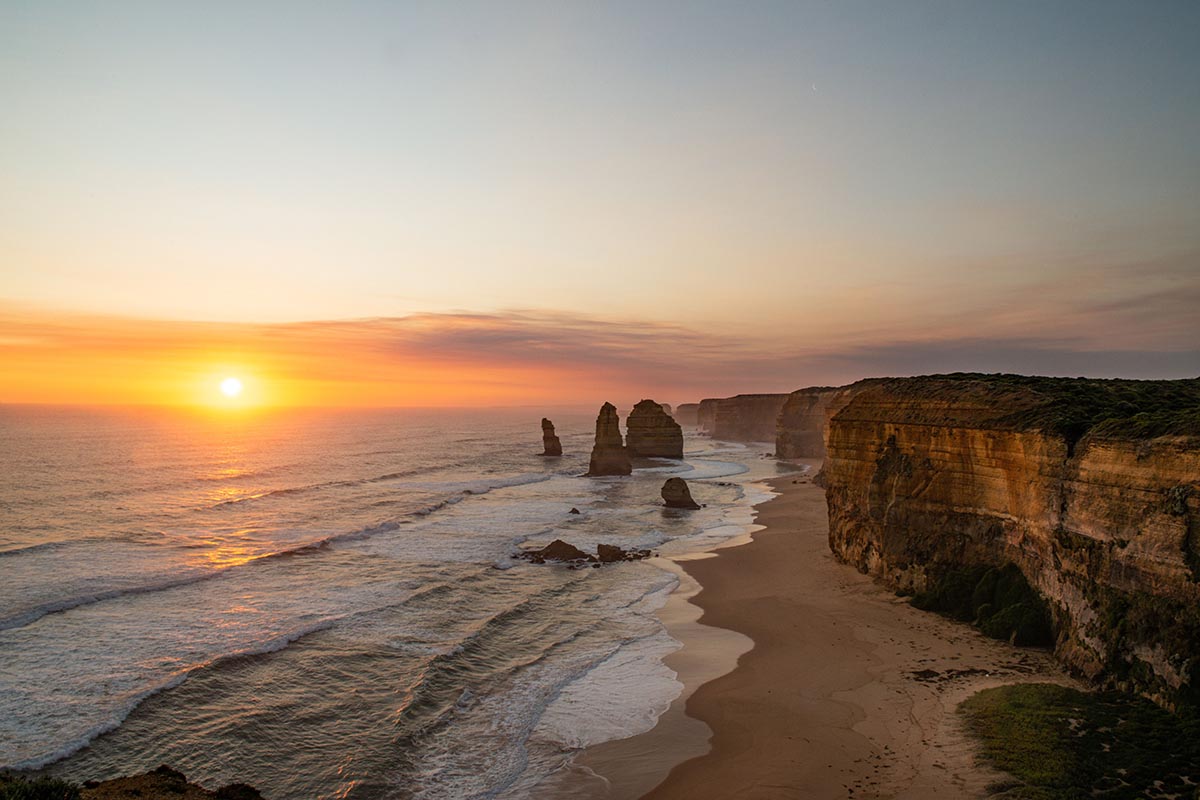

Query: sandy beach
(577, 460), (1073, 799)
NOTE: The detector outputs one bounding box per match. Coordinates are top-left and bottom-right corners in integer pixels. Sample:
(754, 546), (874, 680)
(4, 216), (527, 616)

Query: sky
(1, 0), (1198, 406)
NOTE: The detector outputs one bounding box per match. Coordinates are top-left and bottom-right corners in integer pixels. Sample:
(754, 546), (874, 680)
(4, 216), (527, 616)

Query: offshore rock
(822, 374), (1200, 707)
(518, 539), (594, 564)
(662, 477), (701, 509)
(517, 540), (651, 565)
(586, 402), (632, 476)
(626, 399), (684, 459)
(541, 417), (563, 456)
(597, 543), (653, 562)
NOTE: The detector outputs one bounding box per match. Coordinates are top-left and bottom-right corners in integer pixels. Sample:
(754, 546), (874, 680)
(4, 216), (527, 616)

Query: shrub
(0, 775), (81, 800)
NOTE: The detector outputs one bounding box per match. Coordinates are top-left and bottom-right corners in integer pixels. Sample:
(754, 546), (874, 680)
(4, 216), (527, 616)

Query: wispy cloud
(1, 303), (1195, 406)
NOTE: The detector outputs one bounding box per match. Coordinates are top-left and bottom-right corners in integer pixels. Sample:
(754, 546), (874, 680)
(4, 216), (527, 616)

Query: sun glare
(220, 377), (244, 398)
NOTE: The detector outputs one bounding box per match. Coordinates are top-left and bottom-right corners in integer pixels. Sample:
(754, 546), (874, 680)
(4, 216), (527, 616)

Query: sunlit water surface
(0, 406), (793, 798)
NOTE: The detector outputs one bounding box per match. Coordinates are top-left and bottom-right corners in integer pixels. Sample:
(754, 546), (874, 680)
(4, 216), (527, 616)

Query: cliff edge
(822, 373), (1200, 706)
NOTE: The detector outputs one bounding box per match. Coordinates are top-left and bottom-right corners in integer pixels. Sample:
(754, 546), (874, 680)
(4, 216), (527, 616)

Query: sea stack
(586, 402), (632, 476)
(661, 477), (700, 509)
(626, 399), (684, 459)
(541, 418), (562, 456)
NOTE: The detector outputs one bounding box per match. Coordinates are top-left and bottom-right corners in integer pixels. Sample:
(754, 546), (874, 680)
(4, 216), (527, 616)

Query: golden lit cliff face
(820, 377), (1200, 705)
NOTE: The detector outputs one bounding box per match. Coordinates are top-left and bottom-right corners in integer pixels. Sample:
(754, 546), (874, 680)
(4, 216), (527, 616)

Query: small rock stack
(541, 418), (563, 456)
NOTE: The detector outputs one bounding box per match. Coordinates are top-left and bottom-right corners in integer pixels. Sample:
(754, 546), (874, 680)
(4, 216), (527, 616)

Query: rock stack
(626, 399), (684, 459)
(586, 402), (632, 476)
(661, 477), (700, 509)
(541, 417), (562, 456)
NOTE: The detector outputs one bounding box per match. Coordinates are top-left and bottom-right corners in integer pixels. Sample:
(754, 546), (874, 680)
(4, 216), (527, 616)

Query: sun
(220, 377), (244, 398)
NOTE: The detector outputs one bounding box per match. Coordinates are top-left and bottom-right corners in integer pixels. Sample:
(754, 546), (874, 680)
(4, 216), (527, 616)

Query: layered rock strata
(696, 394), (789, 441)
(662, 477), (700, 509)
(586, 402), (632, 476)
(776, 384), (868, 458)
(822, 374), (1200, 705)
(540, 417), (562, 456)
(626, 399), (684, 458)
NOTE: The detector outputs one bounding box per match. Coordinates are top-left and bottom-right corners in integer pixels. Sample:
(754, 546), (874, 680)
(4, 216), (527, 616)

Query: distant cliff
(674, 403), (700, 426)
(821, 374), (1200, 706)
(775, 385), (863, 458)
(695, 394), (789, 442)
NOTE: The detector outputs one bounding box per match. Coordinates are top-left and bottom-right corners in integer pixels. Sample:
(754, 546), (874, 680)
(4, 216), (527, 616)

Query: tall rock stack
(626, 399), (684, 459)
(540, 418), (562, 456)
(586, 402), (632, 476)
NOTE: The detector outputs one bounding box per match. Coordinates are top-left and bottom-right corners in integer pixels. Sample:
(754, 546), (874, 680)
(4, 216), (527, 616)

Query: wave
(195, 461), (540, 511)
(0, 474), (554, 633)
(1, 617), (341, 771)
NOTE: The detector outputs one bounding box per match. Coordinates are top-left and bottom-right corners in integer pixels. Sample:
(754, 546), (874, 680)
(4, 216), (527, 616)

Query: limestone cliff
(674, 403), (700, 426)
(541, 418), (562, 457)
(586, 402), (632, 476)
(626, 399), (684, 459)
(695, 394), (789, 441)
(697, 399), (718, 432)
(822, 374), (1200, 705)
(775, 384), (864, 458)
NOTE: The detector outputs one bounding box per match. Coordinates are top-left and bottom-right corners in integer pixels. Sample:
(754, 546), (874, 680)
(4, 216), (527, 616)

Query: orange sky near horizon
(2, 300), (1197, 410)
(2, 4), (1198, 406)
(0, 307), (721, 408)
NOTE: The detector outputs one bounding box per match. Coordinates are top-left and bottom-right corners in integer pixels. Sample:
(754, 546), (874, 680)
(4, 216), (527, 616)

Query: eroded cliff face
(776, 384), (868, 458)
(695, 394), (788, 441)
(823, 375), (1200, 706)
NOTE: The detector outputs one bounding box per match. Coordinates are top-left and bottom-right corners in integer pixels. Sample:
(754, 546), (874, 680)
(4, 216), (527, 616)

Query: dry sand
(572, 461), (1074, 800)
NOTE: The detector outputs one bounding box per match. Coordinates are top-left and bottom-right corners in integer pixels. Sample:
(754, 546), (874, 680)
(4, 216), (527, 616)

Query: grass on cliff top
(961, 683), (1200, 799)
(869, 373), (1200, 444)
(0, 775), (80, 800)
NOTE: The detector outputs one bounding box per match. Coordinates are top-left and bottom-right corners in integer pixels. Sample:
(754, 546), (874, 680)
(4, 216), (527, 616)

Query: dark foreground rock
(78, 765), (264, 799)
(597, 543), (653, 563)
(516, 539), (652, 565)
(586, 402), (631, 476)
(662, 477), (701, 509)
(540, 418), (562, 456)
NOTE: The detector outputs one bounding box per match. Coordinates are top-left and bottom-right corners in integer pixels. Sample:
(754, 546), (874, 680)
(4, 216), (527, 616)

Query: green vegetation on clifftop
(871, 373), (1200, 448)
(961, 683), (1200, 799)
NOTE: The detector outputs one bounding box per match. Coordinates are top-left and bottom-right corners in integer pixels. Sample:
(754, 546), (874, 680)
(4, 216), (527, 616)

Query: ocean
(0, 405), (793, 798)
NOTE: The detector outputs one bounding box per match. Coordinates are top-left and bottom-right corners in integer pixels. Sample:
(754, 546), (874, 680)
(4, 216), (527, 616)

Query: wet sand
(578, 461), (1072, 799)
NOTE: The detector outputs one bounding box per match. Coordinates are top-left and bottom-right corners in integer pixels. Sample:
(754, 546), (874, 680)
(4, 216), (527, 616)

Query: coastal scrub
(960, 683), (1200, 799)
